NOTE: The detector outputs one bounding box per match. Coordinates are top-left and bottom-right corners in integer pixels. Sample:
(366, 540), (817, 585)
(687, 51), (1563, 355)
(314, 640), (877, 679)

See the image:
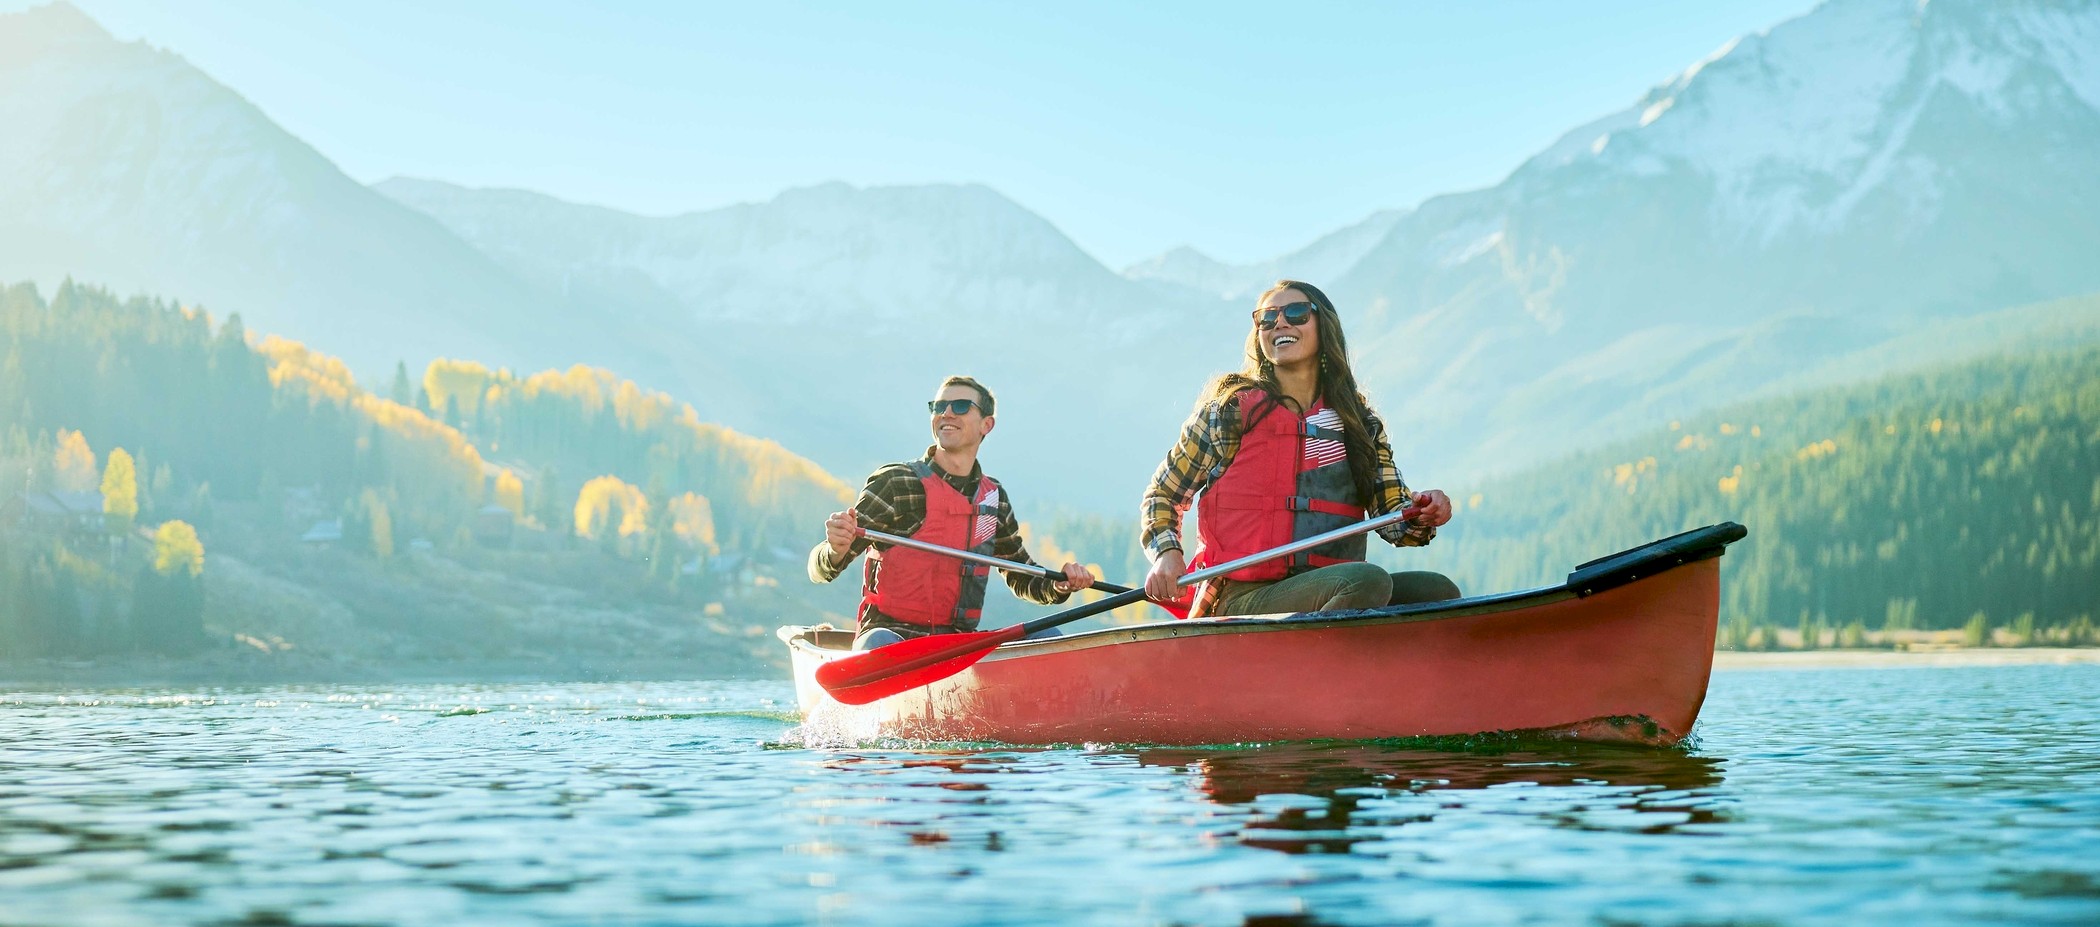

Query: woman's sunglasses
(927, 399), (984, 416)
(1254, 302), (1318, 330)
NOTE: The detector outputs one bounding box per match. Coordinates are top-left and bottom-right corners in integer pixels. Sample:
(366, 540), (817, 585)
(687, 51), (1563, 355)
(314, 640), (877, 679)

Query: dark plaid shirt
(808, 447), (1069, 633)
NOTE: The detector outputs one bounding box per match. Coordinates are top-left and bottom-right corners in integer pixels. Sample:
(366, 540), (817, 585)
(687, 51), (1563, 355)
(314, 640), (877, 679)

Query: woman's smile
(1264, 324), (1314, 364)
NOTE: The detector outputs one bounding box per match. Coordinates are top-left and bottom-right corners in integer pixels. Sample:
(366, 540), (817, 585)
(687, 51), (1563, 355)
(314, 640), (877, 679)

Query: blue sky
(14, 0), (1815, 267)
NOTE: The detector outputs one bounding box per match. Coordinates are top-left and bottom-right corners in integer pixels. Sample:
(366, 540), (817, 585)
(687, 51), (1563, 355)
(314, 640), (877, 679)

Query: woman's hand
(824, 509), (859, 560)
(1145, 548), (1188, 602)
(1407, 490), (1454, 528)
(1054, 562), (1095, 593)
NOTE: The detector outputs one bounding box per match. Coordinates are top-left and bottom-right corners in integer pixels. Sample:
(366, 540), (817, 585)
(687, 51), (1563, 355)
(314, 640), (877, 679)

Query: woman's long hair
(1195, 280), (1383, 507)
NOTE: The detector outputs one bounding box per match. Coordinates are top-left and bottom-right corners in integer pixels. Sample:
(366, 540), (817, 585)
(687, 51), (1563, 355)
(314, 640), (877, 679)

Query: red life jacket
(1187, 390), (1367, 615)
(860, 461), (1002, 630)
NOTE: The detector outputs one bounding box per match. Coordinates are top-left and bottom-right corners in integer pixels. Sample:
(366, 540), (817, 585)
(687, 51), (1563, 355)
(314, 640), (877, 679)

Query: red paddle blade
(815, 626), (1026, 705)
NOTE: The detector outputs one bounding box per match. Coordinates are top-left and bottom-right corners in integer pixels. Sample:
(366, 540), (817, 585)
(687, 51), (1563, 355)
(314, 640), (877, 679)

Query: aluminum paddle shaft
(858, 527), (1133, 595)
(1014, 503), (1424, 635)
(817, 504), (1426, 704)
(1177, 504), (1423, 586)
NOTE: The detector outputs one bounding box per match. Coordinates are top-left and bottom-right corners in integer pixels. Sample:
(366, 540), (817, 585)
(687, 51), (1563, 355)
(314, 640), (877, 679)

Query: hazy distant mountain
(0, 2), (629, 378)
(0, 2), (1229, 511)
(374, 176), (1242, 510)
(11, 0), (2100, 518)
(1319, 0), (2100, 477)
(376, 177), (1187, 327)
(1122, 209), (1408, 301)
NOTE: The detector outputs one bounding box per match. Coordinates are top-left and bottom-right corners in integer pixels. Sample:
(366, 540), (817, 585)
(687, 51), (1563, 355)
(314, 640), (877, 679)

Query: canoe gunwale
(781, 521), (1747, 665)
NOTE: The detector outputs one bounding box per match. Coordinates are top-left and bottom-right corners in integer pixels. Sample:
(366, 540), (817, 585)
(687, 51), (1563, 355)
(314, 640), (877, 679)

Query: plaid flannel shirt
(809, 447), (1069, 633)
(1141, 391), (1436, 617)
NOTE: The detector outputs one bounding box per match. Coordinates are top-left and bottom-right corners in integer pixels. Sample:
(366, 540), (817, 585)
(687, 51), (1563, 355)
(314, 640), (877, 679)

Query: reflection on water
(1, 667), (2097, 926)
(1133, 742), (1729, 853)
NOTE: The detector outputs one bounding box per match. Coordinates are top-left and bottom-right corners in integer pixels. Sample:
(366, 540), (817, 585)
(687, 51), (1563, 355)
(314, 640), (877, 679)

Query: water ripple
(0, 668), (2095, 925)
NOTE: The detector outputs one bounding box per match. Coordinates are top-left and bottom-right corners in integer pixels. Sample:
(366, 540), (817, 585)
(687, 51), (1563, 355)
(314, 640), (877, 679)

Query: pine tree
(389, 361), (414, 406)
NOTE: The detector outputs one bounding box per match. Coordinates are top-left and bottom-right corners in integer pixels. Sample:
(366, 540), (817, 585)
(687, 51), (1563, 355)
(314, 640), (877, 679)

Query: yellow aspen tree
(54, 428), (96, 492)
(101, 448), (139, 533)
(575, 475), (643, 540)
(616, 486), (650, 538)
(153, 520), (205, 576)
(669, 492), (718, 555)
(422, 359), (496, 416)
(574, 479), (613, 539)
(494, 469), (525, 519)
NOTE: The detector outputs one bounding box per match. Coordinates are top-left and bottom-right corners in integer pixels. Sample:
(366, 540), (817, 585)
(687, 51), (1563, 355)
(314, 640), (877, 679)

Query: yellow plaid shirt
(1141, 390), (1436, 616)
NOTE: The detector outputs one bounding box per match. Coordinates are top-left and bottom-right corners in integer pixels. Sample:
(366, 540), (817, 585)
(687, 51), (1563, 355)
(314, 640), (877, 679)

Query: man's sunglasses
(928, 399), (984, 416)
(1254, 302), (1318, 330)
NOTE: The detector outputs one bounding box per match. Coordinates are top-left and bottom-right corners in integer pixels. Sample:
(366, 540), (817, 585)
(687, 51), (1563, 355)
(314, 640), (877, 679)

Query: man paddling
(809, 376), (1094, 649)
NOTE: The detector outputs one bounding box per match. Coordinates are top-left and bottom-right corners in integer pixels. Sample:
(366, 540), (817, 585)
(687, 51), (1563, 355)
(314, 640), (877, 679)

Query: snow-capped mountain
(366, 179), (1247, 507)
(376, 178), (1199, 329)
(1314, 0), (2100, 477)
(9, 0), (2098, 512)
(0, 3), (1235, 507)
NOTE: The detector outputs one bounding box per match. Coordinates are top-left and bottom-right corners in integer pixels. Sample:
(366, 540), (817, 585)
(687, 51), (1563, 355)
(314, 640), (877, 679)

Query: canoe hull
(786, 550), (1722, 747)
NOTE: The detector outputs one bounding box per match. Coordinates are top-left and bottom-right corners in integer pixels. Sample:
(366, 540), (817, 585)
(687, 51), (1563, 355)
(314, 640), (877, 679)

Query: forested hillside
(1391, 345), (2100, 647)
(0, 280), (855, 674)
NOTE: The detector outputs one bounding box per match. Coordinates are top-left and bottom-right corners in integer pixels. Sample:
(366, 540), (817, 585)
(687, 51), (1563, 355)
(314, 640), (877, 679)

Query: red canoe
(780, 523), (1746, 747)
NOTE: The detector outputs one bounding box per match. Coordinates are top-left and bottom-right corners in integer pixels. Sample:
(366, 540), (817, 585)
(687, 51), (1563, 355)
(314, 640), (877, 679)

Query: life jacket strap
(1286, 495), (1361, 517)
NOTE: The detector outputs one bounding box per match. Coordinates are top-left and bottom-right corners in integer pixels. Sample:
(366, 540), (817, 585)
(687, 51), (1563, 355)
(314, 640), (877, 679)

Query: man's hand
(1054, 562), (1095, 594)
(824, 509), (859, 561)
(1407, 490), (1454, 528)
(1145, 548), (1189, 602)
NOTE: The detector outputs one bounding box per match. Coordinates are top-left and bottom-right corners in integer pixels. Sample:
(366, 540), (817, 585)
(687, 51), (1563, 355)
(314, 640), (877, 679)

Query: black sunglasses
(1254, 301), (1318, 330)
(927, 398), (984, 416)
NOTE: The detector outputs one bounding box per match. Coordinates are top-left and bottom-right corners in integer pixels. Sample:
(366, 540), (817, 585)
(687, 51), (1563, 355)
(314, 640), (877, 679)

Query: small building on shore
(300, 518), (344, 546)
(2, 490), (107, 536)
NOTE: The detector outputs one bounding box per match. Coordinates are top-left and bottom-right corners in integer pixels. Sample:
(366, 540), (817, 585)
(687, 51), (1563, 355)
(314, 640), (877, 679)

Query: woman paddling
(1140, 280), (1458, 618)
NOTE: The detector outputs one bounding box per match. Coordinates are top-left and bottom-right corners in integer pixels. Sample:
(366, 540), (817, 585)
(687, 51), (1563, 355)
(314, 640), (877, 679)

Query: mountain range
(4, 0), (2097, 515)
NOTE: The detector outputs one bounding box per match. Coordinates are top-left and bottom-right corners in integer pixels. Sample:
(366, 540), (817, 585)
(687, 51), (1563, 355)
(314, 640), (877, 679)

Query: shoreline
(6, 648), (2096, 690)
(0, 655), (777, 690)
(1714, 647), (2100, 669)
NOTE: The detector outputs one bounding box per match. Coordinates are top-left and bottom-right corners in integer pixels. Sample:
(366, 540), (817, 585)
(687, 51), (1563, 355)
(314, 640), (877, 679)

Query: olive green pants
(1211, 562), (1460, 617)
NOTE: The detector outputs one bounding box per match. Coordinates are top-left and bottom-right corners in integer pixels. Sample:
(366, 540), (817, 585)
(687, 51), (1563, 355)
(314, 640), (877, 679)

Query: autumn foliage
(153, 520), (204, 577)
(53, 428), (95, 492)
(101, 447), (138, 533)
(574, 475), (648, 540)
(0, 281), (859, 657)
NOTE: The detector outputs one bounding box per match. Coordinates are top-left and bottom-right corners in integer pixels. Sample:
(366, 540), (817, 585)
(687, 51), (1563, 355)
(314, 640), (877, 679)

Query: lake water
(3, 664), (2097, 927)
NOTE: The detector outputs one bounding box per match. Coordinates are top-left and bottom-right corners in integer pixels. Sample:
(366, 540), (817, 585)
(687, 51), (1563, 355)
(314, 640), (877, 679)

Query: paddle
(856, 527), (1134, 596)
(816, 504), (1425, 705)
